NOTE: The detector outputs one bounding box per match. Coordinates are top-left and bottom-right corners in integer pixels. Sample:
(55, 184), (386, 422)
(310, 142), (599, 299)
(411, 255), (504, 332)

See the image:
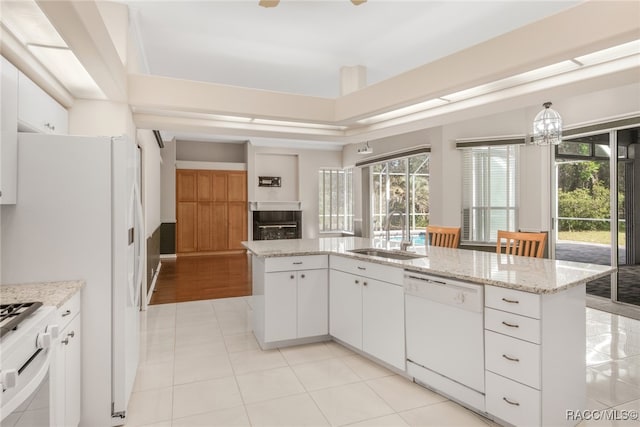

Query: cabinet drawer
(330, 255), (403, 284)
(485, 308), (540, 344)
(265, 255), (328, 272)
(485, 330), (540, 389)
(57, 292), (81, 330)
(485, 286), (540, 319)
(486, 371), (541, 427)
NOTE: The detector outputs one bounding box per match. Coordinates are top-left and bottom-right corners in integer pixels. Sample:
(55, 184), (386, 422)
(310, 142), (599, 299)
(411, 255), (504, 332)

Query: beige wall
(176, 140), (246, 163)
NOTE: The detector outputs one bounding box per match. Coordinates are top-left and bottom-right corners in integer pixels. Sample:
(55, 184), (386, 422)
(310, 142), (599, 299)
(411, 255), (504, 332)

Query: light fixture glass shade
(531, 102), (562, 145)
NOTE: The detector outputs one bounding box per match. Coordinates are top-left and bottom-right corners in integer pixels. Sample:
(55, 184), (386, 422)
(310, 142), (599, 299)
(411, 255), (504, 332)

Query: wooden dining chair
(496, 230), (547, 258)
(426, 226), (461, 248)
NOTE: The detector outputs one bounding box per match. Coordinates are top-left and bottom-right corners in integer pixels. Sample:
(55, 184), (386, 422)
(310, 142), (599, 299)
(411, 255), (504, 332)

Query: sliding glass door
(554, 125), (639, 307)
(371, 154), (430, 247)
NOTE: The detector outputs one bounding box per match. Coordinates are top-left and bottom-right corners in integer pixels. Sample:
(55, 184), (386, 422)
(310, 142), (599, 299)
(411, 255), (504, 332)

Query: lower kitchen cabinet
(253, 255), (329, 347)
(54, 292), (81, 427)
(329, 264), (405, 370)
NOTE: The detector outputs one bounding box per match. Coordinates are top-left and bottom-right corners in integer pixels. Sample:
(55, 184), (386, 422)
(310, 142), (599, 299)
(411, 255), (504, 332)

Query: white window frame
(461, 144), (519, 243)
(319, 168), (353, 233)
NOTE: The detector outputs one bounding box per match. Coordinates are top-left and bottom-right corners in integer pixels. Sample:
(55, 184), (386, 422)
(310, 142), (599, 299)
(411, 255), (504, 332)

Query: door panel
(212, 202), (228, 251)
(197, 171), (213, 201)
(212, 172), (228, 201)
(177, 202), (197, 252)
(228, 202), (247, 250)
(297, 269), (328, 338)
(228, 172), (247, 202)
(197, 202), (213, 251)
(329, 269), (362, 349)
(177, 170), (197, 202)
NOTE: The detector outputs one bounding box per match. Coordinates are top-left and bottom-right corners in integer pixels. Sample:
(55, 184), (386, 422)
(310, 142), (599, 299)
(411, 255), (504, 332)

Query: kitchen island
(243, 237), (613, 427)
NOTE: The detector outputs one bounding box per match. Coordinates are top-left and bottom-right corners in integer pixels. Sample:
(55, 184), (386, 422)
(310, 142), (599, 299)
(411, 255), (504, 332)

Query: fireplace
(253, 210), (302, 240)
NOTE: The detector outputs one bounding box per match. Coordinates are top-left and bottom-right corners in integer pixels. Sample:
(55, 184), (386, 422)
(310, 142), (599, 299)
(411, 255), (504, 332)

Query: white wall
(69, 99), (135, 138)
(254, 153), (299, 201)
(248, 144), (343, 239)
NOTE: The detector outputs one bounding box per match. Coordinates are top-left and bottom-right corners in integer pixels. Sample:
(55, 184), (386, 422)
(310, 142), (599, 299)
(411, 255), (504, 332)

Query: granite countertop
(0, 281), (84, 308)
(242, 237), (614, 294)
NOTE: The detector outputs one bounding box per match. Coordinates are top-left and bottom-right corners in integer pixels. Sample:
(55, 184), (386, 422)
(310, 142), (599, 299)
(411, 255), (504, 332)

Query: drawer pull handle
(355, 280), (360, 284)
(502, 354), (520, 362)
(357, 266), (366, 270)
(501, 297), (519, 304)
(62, 338), (69, 345)
(502, 321), (519, 328)
(301, 274), (305, 279)
(293, 262), (303, 265)
(503, 397), (520, 406)
(290, 275), (295, 279)
(61, 310), (71, 317)
(67, 331), (75, 338)
(363, 282), (368, 286)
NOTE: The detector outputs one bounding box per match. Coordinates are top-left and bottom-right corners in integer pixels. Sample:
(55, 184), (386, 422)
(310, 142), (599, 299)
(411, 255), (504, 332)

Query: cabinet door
(362, 279), (405, 370)
(265, 271), (297, 342)
(212, 172), (228, 201)
(177, 170), (197, 202)
(211, 202), (228, 251)
(64, 315), (81, 427)
(228, 172), (247, 202)
(298, 269), (328, 338)
(329, 269), (362, 349)
(197, 171), (213, 201)
(17, 71), (67, 134)
(177, 202), (197, 252)
(197, 202), (213, 251)
(228, 202), (247, 250)
(1, 56), (18, 204)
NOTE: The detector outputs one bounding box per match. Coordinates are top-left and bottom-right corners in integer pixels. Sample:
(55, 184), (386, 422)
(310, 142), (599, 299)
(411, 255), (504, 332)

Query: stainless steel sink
(347, 248), (426, 260)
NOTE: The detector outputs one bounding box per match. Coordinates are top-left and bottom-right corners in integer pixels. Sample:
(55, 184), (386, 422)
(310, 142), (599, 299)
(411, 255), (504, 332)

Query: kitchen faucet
(385, 210), (412, 251)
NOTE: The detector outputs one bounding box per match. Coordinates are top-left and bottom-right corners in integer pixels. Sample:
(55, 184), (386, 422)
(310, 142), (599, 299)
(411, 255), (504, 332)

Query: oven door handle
(1, 348), (52, 420)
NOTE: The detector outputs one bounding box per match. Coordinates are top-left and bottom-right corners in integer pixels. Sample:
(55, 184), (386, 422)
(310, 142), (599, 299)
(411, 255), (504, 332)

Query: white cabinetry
(484, 285), (585, 427)
(18, 71), (68, 134)
(329, 256), (405, 370)
(252, 255), (328, 348)
(1, 56), (18, 204)
(54, 292), (81, 427)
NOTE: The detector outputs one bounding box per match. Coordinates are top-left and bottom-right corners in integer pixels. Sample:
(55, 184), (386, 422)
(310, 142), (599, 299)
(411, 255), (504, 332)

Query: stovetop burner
(0, 302), (43, 338)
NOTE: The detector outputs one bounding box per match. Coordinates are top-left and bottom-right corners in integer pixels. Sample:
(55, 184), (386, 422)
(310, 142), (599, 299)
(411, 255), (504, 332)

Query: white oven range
(0, 303), (58, 426)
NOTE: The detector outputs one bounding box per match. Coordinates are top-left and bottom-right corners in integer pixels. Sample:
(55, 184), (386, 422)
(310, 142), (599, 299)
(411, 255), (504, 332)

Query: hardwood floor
(150, 253), (252, 304)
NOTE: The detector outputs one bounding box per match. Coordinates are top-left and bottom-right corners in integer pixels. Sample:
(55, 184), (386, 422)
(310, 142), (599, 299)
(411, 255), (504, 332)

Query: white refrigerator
(1, 133), (144, 426)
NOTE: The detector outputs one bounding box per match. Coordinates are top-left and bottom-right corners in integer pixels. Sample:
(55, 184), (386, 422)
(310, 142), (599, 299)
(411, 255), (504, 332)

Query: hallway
(150, 254), (252, 305)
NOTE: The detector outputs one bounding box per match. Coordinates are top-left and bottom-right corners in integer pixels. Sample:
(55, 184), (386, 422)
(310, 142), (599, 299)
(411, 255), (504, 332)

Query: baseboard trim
(160, 254), (177, 260)
(147, 261), (161, 305)
(177, 250), (247, 257)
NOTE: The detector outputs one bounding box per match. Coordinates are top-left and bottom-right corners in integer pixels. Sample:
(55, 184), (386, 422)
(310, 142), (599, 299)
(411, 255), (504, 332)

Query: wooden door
(228, 172), (247, 202)
(177, 170), (197, 202)
(176, 202), (197, 252)
(212, 172), (228, 201)
(197, 203), (213, 251)
(211, 202), (228, 251)
(197, 171), (213, 201)
(228, 201), (247, 250)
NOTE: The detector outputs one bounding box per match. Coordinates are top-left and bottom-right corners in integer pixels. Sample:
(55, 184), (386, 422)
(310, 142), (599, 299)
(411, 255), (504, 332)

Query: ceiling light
(531, 102), (562, 145)
(259, 0), (279, 7)
(351, 0), (367, 5)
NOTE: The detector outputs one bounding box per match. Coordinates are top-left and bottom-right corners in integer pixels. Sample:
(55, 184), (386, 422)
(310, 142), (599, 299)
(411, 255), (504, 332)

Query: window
(370, 153), (430, 246)
(319, 168), (353, 233)
(462, 145), (518, 242)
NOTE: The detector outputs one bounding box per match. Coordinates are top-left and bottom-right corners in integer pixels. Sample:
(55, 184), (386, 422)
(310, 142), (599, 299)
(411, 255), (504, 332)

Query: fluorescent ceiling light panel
(575, 39), (640, 66)
(27, 45), (106, 99)
(1, 0), (105, 99)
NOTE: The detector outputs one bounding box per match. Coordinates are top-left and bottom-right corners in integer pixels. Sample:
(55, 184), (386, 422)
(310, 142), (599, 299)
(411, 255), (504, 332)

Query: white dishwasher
(404, 271), (485, 411)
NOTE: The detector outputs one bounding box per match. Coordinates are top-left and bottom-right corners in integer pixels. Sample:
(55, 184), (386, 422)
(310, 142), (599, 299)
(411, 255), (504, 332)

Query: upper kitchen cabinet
(18, 70), (68, 135)
(1, 56), (19, 204)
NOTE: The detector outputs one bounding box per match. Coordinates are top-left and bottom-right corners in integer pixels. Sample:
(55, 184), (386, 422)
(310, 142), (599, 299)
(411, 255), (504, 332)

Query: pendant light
(531, 102), (562, 145)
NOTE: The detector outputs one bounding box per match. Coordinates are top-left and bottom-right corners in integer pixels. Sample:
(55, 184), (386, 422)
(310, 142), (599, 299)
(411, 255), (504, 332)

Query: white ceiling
(126, 0), (580, 99)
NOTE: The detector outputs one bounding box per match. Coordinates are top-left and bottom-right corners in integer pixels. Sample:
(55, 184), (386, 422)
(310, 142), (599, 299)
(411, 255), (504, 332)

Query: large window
(319, 168), (353, 233)
(461, 145), (518, 242)
(371, 153), (430, 246)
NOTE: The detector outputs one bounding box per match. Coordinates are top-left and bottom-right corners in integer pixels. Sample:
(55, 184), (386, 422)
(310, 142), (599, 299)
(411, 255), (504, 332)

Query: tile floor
(126, 297), (640, 426)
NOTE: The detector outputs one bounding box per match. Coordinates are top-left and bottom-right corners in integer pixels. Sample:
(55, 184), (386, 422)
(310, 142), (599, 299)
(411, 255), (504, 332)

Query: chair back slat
(496, 230), (547, 258)
(427, 226), (461, 248)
